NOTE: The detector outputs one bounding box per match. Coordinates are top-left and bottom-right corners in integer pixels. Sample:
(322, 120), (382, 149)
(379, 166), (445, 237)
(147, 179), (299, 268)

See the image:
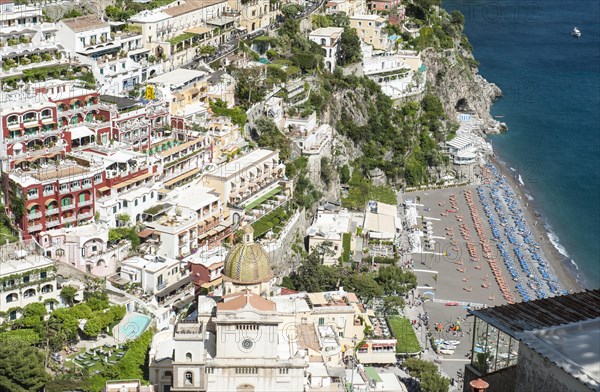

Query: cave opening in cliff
(455, 98), (471, 112)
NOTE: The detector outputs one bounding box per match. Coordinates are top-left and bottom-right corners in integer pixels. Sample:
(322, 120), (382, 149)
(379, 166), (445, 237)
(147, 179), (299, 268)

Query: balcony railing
(61, 216), (76, 224)
(78, 212), (93, 220)
(43, 190), (54, 197)
(45, 209), (59, 216)
(28, 224), (42, 232)
(59, 187), (70, 195)
(27, 193), (39, 200)
(61, 204), (75, 211)
(78, 199), (93, 207)
(156, 281), (167, 291)
(28, 211), (42, 220)
(46, 220), (60, 228)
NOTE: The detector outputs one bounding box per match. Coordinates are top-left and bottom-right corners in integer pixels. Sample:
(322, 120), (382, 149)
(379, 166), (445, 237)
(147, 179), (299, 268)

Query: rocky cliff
(422, 47), (504, 134)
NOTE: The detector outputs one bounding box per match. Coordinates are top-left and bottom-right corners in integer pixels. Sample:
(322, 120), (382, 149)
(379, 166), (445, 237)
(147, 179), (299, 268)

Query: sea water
(449, 0), (600, 288)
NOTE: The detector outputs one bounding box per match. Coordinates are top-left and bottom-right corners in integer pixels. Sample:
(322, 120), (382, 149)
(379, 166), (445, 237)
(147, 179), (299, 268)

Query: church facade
(149, 226), (307, 392)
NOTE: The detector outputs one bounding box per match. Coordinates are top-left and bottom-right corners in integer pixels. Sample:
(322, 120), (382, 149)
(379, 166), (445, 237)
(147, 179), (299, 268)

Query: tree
(340, 165), (351, 184)
(0, 340), (47, 392)
(383, 296), (405, 314)
(252, 116), (291, 161)
(339, 28), (362, 66)
(83, 317), (102, 338)
(320, 157), (335, 186)
(421, 371), (450, 392)
(199, 45), (217, 56)
(60, 286), (77, 306)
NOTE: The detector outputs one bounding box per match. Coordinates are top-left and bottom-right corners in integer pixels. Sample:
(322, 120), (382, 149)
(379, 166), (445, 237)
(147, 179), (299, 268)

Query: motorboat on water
(572, 27), (581, 37)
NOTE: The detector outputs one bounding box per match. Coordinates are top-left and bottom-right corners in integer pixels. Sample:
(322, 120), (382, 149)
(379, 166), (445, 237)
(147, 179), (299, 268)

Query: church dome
(222, 225), (274, 285)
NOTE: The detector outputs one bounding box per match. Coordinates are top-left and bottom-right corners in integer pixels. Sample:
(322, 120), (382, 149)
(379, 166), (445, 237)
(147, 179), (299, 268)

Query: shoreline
(486, 154), (583, 292)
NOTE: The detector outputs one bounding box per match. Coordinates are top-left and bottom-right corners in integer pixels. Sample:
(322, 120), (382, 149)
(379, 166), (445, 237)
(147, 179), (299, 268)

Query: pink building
(368, 0), (403, 13)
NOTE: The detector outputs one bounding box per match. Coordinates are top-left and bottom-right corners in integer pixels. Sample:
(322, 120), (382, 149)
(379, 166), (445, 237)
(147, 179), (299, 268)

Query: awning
(163, 168), (200, 187)
(198, 233), (209, 241)
(113, 171), (154, 190)
(214, 225), (227, 232)
(108, 274), (130, 286)
(69, 125), (95, 139)
(159, 138), (203, 157)
(45, 199), (58, 206)
(155, 275), (192, 297)
(200, 276), (222, 288)
(185, 26), (214, 35)
(137, 229), (155, 238)
(207, 229), (217, 236)
(97, 186), (110, 192)
(26, 202), (40, 209)
(158, 188), (170, 195)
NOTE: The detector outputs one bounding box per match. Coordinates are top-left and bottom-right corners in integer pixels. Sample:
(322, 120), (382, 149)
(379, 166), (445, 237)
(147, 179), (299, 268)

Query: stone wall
(462, 364), (516, 392)
(514, 344), (593, 392)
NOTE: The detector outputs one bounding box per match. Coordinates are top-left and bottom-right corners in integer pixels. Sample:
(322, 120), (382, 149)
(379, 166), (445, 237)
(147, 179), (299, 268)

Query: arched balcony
(23, 288), (36, 298)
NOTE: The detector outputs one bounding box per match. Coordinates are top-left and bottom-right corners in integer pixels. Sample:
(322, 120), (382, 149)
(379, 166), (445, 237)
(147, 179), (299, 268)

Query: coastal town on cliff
(0, 0), (597, 391)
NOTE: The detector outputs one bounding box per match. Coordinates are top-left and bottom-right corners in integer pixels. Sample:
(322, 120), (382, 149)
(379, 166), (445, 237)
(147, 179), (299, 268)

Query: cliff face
(422, 47), (504, 134)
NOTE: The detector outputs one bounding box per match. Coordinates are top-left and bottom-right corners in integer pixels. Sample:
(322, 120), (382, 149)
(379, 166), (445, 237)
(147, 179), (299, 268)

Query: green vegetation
(168, 33), (195, 46)
(252, 207), (290, 238)
(60, 286), (77, 307)
(108, 227), (140, 250)
(341, 233), (351, 263)
(287, 157), (322, 210)
(209, 99), (247, 127)
(342, 167), (397, 210)
(251, 116), (291, 160)
(245, 187), (281, 211)
(0, 340), (47, 391)
(403, 358), (450, 392)
(84, 329), (155, 390)
(285, 246), (416, 302)
(387, 316), (421, 354)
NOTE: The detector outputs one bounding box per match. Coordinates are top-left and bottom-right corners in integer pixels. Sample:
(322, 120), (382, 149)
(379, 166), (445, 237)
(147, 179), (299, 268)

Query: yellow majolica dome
(222, 225), (274, 285)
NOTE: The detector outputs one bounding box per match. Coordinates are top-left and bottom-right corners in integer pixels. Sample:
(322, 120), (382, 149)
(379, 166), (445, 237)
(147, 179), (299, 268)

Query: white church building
(148, 225), (307, 392)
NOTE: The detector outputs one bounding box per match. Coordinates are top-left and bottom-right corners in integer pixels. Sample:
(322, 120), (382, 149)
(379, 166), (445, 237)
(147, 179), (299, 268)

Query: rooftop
(306, 209), (351, 240)
(0, 253), (55, 276)
(148, 68), (207, 89)
(217, 290), (276, 312)
(208, 148), (277, 179)
(163, 0), (225, 17)
(350, 14), (386, 22)
(471, 290), (600, 390)
(121, 255), (182, 273)
(310, 27), (344, 38)
(61, 15), (109, 33)
(171, 185), (220, 211)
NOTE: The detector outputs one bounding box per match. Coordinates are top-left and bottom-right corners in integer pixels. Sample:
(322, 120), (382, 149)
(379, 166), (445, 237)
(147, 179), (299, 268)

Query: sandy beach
(488, 155), (582, 292)
(403, 161), (582, 380)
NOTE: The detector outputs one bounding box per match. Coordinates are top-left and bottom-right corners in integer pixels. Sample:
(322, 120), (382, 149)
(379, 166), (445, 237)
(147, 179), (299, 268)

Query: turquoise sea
(448, 0), (600, 288)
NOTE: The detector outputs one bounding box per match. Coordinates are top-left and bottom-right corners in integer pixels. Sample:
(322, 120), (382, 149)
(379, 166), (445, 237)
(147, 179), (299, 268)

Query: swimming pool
(118, 313), (151, 341)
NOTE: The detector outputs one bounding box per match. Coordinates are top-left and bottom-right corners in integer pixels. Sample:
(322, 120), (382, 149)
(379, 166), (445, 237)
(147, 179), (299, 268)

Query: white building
(362, 49), (426, 100)
(363, 201), (400, 241)
(309, 27), (344, 72)
(143, 185), (230, 259)
(0, 0), (66, 78)
(38, 223), (131, 277)
(0, 247), (59, 322)
(148, 227), (306, 392)
(56, 15), (144, 95)
(120, 254), (191, 302)
(306, 208), (352, 265)
(203, 148), (285, 213)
